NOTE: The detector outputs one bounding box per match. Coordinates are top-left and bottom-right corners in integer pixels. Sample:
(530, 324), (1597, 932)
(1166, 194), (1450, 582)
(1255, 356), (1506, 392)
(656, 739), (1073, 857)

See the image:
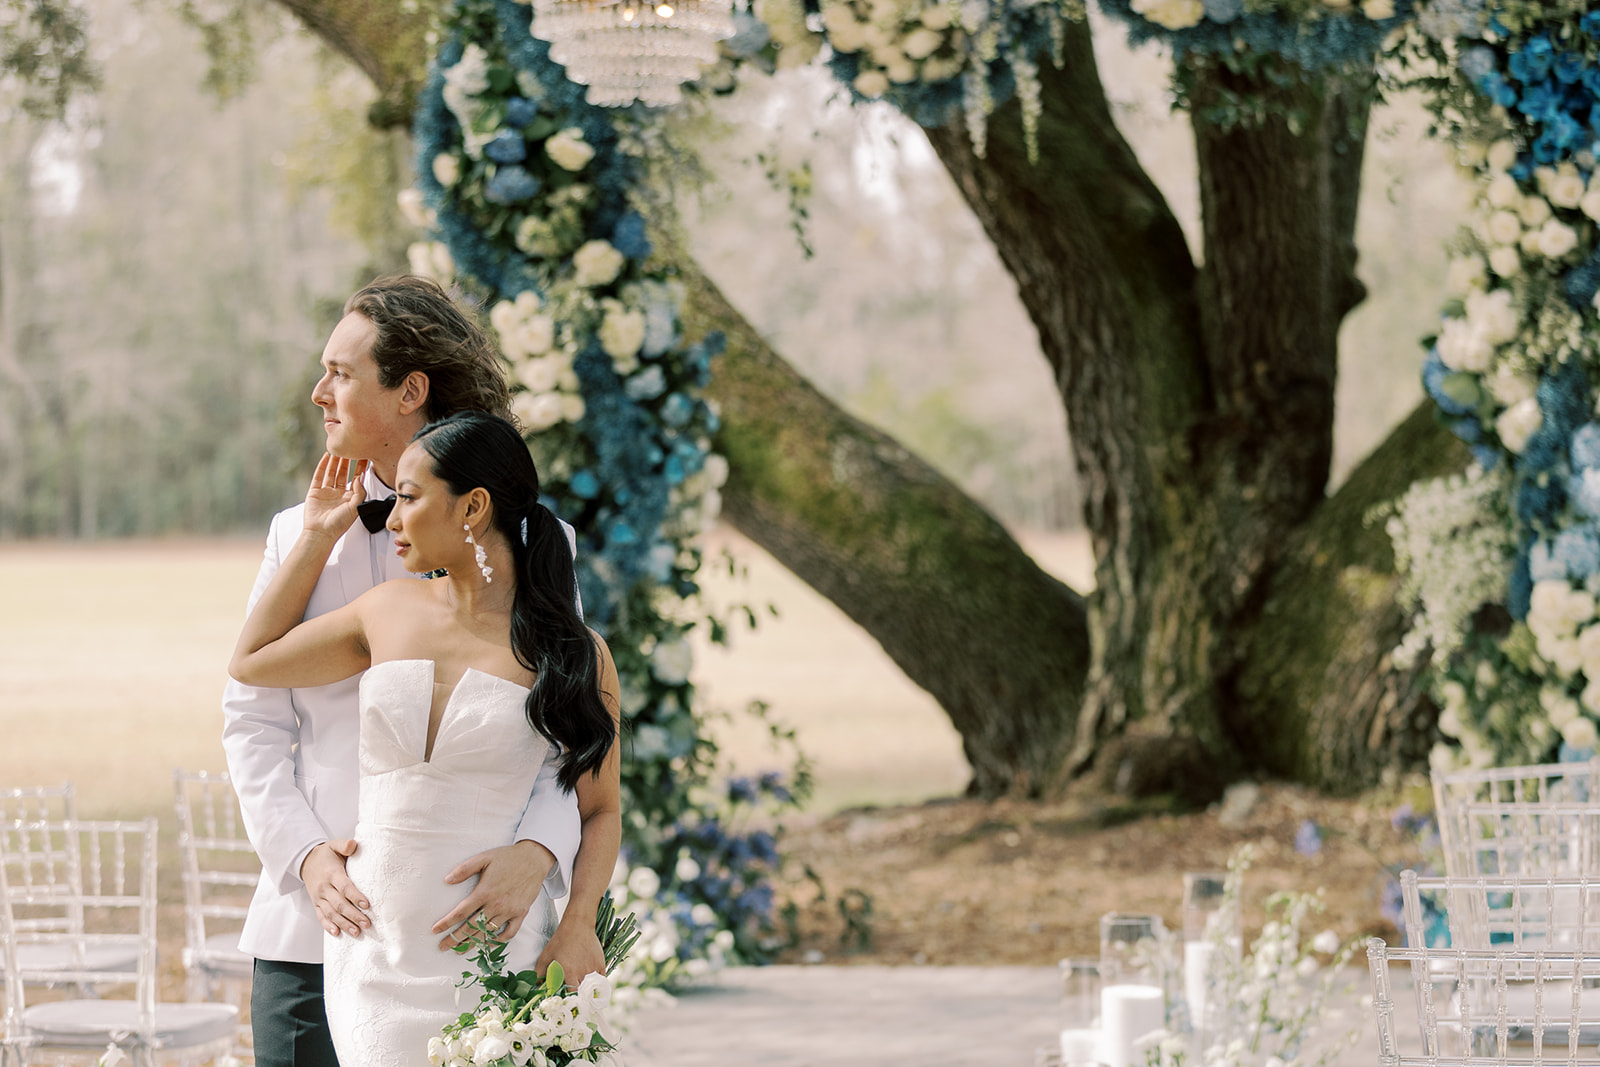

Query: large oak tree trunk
(267, 0), (1460, 799)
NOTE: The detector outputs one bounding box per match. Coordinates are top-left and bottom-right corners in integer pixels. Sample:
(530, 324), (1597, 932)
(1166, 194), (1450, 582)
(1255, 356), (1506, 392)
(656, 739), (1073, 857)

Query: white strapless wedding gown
(325, 659), (557, 1067)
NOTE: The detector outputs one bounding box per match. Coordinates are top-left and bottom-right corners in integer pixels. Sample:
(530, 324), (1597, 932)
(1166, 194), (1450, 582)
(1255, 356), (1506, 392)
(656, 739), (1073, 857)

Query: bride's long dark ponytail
(413, 412), (613, 791)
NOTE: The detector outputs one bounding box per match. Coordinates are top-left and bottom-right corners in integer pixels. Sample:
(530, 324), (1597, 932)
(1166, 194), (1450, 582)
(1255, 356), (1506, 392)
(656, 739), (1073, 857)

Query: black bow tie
(357, 496), (396, 533)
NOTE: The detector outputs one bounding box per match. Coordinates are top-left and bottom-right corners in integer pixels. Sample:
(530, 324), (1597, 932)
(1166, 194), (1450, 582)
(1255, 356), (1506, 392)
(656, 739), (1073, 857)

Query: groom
(222, 275), (580, 1067)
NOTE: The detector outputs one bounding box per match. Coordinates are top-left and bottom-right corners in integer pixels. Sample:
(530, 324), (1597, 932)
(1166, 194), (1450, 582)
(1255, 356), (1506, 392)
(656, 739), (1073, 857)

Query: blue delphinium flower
(1555, 52), (1587, 86)
(484, 130), (527, 164)
(484, 164), (541, 204)
(1295, 819), (1323, 857)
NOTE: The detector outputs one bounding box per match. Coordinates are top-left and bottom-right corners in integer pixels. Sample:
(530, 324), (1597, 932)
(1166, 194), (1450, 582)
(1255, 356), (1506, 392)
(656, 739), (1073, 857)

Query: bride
(230, 411), (621, 1067)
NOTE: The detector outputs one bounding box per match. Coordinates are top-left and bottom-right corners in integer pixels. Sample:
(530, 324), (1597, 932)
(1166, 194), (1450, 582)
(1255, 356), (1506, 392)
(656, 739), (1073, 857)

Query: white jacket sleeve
(221, 514), (331, 895)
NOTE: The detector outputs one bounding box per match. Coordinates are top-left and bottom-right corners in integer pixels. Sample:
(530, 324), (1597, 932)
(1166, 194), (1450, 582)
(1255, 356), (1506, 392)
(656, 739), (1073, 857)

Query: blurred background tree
(0, 0), (1469, 803)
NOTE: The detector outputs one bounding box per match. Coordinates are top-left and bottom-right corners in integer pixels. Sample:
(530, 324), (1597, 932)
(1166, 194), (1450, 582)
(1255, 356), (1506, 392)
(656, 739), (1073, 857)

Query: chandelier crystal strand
(530, 0), (734, 107)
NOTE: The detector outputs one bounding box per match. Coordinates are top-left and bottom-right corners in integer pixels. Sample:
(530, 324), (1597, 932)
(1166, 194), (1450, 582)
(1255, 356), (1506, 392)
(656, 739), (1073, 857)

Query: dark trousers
(252, 959), (341, 1067)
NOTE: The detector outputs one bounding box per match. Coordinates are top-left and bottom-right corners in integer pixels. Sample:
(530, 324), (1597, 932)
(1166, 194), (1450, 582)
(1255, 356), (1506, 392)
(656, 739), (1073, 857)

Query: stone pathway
(619, 965), (1397, 1066)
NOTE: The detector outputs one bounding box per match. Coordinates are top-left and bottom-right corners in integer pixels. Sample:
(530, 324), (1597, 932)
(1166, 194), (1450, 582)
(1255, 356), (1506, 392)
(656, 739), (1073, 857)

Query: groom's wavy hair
(413, 411), (614, 791)
(345, 276), (513, 424)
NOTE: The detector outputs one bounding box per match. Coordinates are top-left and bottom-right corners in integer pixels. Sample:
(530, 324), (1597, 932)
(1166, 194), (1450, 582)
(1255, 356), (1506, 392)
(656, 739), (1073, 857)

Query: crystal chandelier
(530, 0), (735, 108)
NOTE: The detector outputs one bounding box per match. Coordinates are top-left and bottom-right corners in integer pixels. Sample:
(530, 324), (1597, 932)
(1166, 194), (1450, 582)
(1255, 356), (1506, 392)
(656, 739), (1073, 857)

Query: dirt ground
(768, 781), (1431, 967)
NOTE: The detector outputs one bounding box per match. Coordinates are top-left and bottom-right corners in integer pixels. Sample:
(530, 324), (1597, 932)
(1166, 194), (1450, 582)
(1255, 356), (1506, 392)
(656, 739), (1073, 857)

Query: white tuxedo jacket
(222, 471), (582, 964)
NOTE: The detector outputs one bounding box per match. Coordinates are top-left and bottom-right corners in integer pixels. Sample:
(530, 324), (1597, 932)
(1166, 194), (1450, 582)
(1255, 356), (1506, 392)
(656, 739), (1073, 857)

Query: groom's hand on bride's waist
(432, 840), (556, 950)
(302, 838), (371, 938)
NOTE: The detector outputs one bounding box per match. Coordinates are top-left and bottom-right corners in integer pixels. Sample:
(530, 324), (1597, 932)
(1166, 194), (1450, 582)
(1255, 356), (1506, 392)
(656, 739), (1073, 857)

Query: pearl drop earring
(464, 523), (493, 583)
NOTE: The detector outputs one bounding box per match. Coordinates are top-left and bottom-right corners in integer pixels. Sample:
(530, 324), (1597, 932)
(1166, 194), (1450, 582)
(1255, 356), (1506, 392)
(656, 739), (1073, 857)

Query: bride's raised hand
(303, 453), (368, 540)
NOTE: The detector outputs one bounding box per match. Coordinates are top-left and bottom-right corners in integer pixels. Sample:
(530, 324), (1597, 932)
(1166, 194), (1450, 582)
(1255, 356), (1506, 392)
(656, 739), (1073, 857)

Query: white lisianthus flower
(516, 357), (561, 394)
(572, 239), (626, 288)
(1486, 210), (1522, 245)
(576, 971), (614, 1016)
(545, 128), (596, 171)
(1466, 287), (1518, 345)
(651, 636), (694, 685)
(853, 69), (890, 97)
(1495, 396), (1542, 453)
(560, 394), (586, 423)
(474, 1032), (513, 1065)
(1488, 140), (1518, 173)
(513, 391), (564, 433)
(1549, 166), (1587, 209)
(902, 26), (943, 58)
(599, 306), (646, 365)
(1446, 254), (1487, 296)
(1486, 173), (1520, 209)
(1582, 188), (1600, 223)
(1538, 219), (1579, 259)
(1361, 0), (1393, 16)
(432, 153), (461, 188)
(627, 864), (661, 900)
(397, 188), (435, 229)
(1564, 716), (1599, 751)
(1488, 245), (1522, 278)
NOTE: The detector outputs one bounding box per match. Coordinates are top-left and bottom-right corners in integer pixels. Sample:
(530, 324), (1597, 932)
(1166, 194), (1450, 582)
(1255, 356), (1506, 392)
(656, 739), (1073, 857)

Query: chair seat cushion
(195, 931), (253, 977)
(22, 999), (238, 1049)
(17, 942), (140, 974)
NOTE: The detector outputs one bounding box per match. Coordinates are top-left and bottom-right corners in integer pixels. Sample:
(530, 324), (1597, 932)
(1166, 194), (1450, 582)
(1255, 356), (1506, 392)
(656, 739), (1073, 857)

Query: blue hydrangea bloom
(483, 131), (527, 164)
(1528, 539), (1564, 582)
(624, 364), (667, 401)
(1459, 46), (1495, 82)
(664, 454), (686, 486)
(647, 542), (675, 581)
(1423, 349), (1477, 417)
(1449, 416), (1484, 444)
(569, 469), (601, 499)
(1560, 742), (1597, 764)
(483, 165), (540, 204)
(504, 96), (539, 127)
(1471, 445), (1502, 471)
(1563, 249), (1600, 310)
(1572, 424), (1600, 471)
(609, 520), (637, 546)
(660, 392), (694, 428)
(1572, 469), (1600, 518)
(1554, 526), (1600, 580)
(611, 211), (652, 260)
(1519, 477), (1567, 525)
(642, 300), (676, 358)
(1201, 0), (1242, 21)
(1555, 53), (1587, 86)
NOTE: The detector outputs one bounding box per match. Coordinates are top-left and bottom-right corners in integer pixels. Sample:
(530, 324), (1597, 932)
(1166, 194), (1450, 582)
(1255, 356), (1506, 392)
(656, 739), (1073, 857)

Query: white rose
(1495, 396), (1542, 453)
(1519, 227), (1545, 256)
(1486, 210), (1522, 245)
(397, 188), (435, 229)
(1437, 704), (1463, 738)
(432, 153), (461, 188)
(516, 357), (561, 394)
(1361, 0), (1393, 16)
(853, 69), (890, 97)
(1445, 255), (1486, 297)
(513, 391), (564, 433)
(1519, 195), (1552, 228)
(714, 929), (735, 950)
(651, 636), (693, 685)
(1550, 169), (1587, 210)
(1583, 189), (1600, 223)
(598, 306), (646, 363)
(1488, 245), (1522, 278)
(902, 26), (943, 58)
(826, 16), (867, 51)
(1580, 626), (1600, 678)
(545, 128), (596, 172)
(1541, 635), (1584, 677)
(705, 453), (729, 487)
(572, 239), (626, 287)
(560, 394), (585, 423)
(690, 903), (716, 925)
(515, 315), (555, 357)
(1460, 142), (1489, 168)
(1466, 287), (1517, 344)
(886, 57), (917, 82)
(1538, 219), (1579, 259)
(1583, 681), (1600, 715)
(1486, 173), (1520, 209)
(407, 241), (455, 284)
(1488, 140), (1518, 173)
(1564, 716), (1599, 751)
(490, 299), (520, 340)
(1435, 317), (1494, 372)
(675, 855), (701, 881)
(626, 865), (661, 900)
(1544, 686), (1583, 727)
(1131, 0), (1204, 28)
(920, 3), (953, 28)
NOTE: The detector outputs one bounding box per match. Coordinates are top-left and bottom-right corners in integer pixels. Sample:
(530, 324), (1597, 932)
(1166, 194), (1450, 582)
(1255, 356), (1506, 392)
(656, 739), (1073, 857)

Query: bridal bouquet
(431, 894), (642, 1067)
